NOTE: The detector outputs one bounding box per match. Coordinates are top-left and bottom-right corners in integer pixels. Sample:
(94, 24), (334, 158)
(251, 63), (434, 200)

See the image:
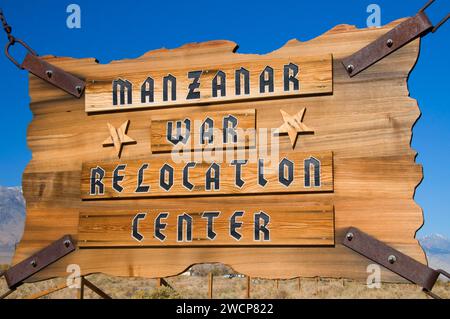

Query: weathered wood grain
(151, 108), (256, 153)
(14, 18), (426, 282)
(85, 54), (333, 113)
(78, 204), (334, 247)
(80, 151), (334, 199)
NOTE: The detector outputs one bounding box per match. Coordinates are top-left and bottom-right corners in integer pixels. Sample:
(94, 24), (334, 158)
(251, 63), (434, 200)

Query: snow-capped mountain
(0, 186), (26, 264)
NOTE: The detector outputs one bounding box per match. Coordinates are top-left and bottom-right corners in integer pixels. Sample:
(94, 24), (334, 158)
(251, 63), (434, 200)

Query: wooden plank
(85, 54), (333, 113)
(80, 151), (333, 199)
(77, 204), (334, 247)
(15, 19), (426, 282)
(151, 108), (256, 153)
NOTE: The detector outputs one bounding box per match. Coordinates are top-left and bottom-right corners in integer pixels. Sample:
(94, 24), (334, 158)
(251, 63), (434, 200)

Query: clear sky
(0, 0), (448, 237)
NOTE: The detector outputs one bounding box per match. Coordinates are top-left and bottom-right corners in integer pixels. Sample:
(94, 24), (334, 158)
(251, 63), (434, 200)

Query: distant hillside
(419, 234), (450, 280)
(0, 186), (26, 264)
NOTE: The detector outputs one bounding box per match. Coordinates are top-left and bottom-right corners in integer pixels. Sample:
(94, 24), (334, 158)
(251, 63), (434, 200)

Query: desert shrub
(132, 286), (181, 299)
(190, 263), (235, 277)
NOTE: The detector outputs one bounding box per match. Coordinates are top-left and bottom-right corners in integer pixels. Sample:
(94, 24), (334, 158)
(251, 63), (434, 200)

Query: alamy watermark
(66, 4), (81, 29)
(367, 4), (381, 27)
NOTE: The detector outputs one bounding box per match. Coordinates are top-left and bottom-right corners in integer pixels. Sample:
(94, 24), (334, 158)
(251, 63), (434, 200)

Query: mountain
(0, 186), (26, 264)
(419, 234), (450, 280)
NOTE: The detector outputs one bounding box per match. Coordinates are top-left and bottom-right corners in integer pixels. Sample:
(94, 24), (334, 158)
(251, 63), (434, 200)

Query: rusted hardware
(343, 227), (449, 299)
(343, 0), (449, 77)
(0, 8), (85, 98)
(2, 235), (76, 291)
(21, 53), (86, 98)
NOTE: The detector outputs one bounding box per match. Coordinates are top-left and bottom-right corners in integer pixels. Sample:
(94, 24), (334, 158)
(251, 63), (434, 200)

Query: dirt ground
(1, 273), (449, 299)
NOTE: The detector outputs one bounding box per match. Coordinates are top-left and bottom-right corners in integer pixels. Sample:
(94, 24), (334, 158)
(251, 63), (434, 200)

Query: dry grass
(1, 271), (449, 299)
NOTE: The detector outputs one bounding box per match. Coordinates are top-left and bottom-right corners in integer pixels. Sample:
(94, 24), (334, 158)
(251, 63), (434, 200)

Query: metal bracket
(21, 53), (85, 98)
(342, 0), (449, 77)
(1, 235), (76, 293)
(343, 227), (450, 299)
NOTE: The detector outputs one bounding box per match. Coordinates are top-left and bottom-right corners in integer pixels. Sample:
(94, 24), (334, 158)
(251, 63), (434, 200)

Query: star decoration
(274, 108), (314, 149)
(102, 120), (136, 158)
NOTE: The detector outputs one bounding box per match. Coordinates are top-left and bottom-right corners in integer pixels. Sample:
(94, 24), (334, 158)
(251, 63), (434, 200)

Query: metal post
(246, 276), (251, 299)
(208, 272), (213, 299)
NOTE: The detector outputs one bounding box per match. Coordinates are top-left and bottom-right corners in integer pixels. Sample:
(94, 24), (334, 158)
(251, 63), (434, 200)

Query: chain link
(0, 8), (15, 44)
(0, 8), (37, 69)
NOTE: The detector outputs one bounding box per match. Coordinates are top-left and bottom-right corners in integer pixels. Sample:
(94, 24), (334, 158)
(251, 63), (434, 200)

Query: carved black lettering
(163, 74), (176, 101)
(113, 79), (132, 105)
(283, 63), (299, 91)
(259, 66), (274, 93)
(254, 211), (270, 241)
(187, 71), (202, 100)
(231, 160), (247, 188)
(200, 117), (214, 145)
(279, 158), (294, 187)
(205, 163), (220, 191)
(230, 211), (244, 240)
(90, 166), (105, 195)
(167, 119), (191, 145)
(141, 77), (154, 103)
(202, 211), (220, 240)
(160, 164), (174, 191)
(155, 212), (168, 241)
(112, 164), (126, 193)
(235, 67), (250, 95)
(304, 157), (321, 187)
(223, 115), (238, 144)
(258, 159), (268, 187)
(212, 71), (226, 97)
(183, 162), (196, 191)
(177, 213), (193, 242)
(135, 163), (150, 193)
(132, 213), (146, 242)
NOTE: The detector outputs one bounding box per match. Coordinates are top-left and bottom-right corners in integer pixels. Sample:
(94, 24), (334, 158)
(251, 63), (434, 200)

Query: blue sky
(0, 0), (448, 237)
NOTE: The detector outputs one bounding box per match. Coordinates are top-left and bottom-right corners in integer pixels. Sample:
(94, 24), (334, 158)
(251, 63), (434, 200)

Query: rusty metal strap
(342, 12), (433, 77)
(343, 227), (450, 299)
(21, 54), (85, 98)
(3, 235), (76, 290)
(1, 8), (85, 98)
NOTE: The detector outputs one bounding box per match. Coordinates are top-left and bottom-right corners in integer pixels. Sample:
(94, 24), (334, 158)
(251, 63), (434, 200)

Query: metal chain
(0, 8), (37, 69)
(0, 8), (15, 44)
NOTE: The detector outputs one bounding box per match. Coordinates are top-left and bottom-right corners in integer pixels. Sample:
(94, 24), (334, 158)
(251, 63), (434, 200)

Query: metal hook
(5, 38), (38, 69)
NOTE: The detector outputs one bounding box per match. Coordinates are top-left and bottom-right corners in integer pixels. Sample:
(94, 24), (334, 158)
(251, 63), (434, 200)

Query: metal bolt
(64, 240), (71, 248)
(30, 260), (37, 268)
(346, 232), (354, 241)
(386, 39), (394, 48)
(75, 85), (82, 94)
(388, 255), (397, 264)
(46, 70), (53, 78)
(347, 64), (354, 73)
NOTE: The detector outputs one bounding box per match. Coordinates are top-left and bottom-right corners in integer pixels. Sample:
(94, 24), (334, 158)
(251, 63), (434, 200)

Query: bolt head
(388, 255), (397, 264)
(46, 70), (53, 78)
(75, 85), (82, 94)
(64, 240), (71, 248)
(346, 232), (354, 241)
(347, 64), (354, 73)
(30, 260), (37, 268)
(386, 39), (394, 48)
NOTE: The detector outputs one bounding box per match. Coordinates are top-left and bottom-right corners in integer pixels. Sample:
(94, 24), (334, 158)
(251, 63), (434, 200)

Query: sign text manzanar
(85, 54), (332, 113)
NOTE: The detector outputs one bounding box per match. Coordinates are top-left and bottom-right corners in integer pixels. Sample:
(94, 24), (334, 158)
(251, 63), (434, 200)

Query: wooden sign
(78, 205), (335, 247)
(85, 54), (333, 113)
(15, 19), (426, 283)
(81, 151), (333, 199)
(150, 109), (256, 153)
